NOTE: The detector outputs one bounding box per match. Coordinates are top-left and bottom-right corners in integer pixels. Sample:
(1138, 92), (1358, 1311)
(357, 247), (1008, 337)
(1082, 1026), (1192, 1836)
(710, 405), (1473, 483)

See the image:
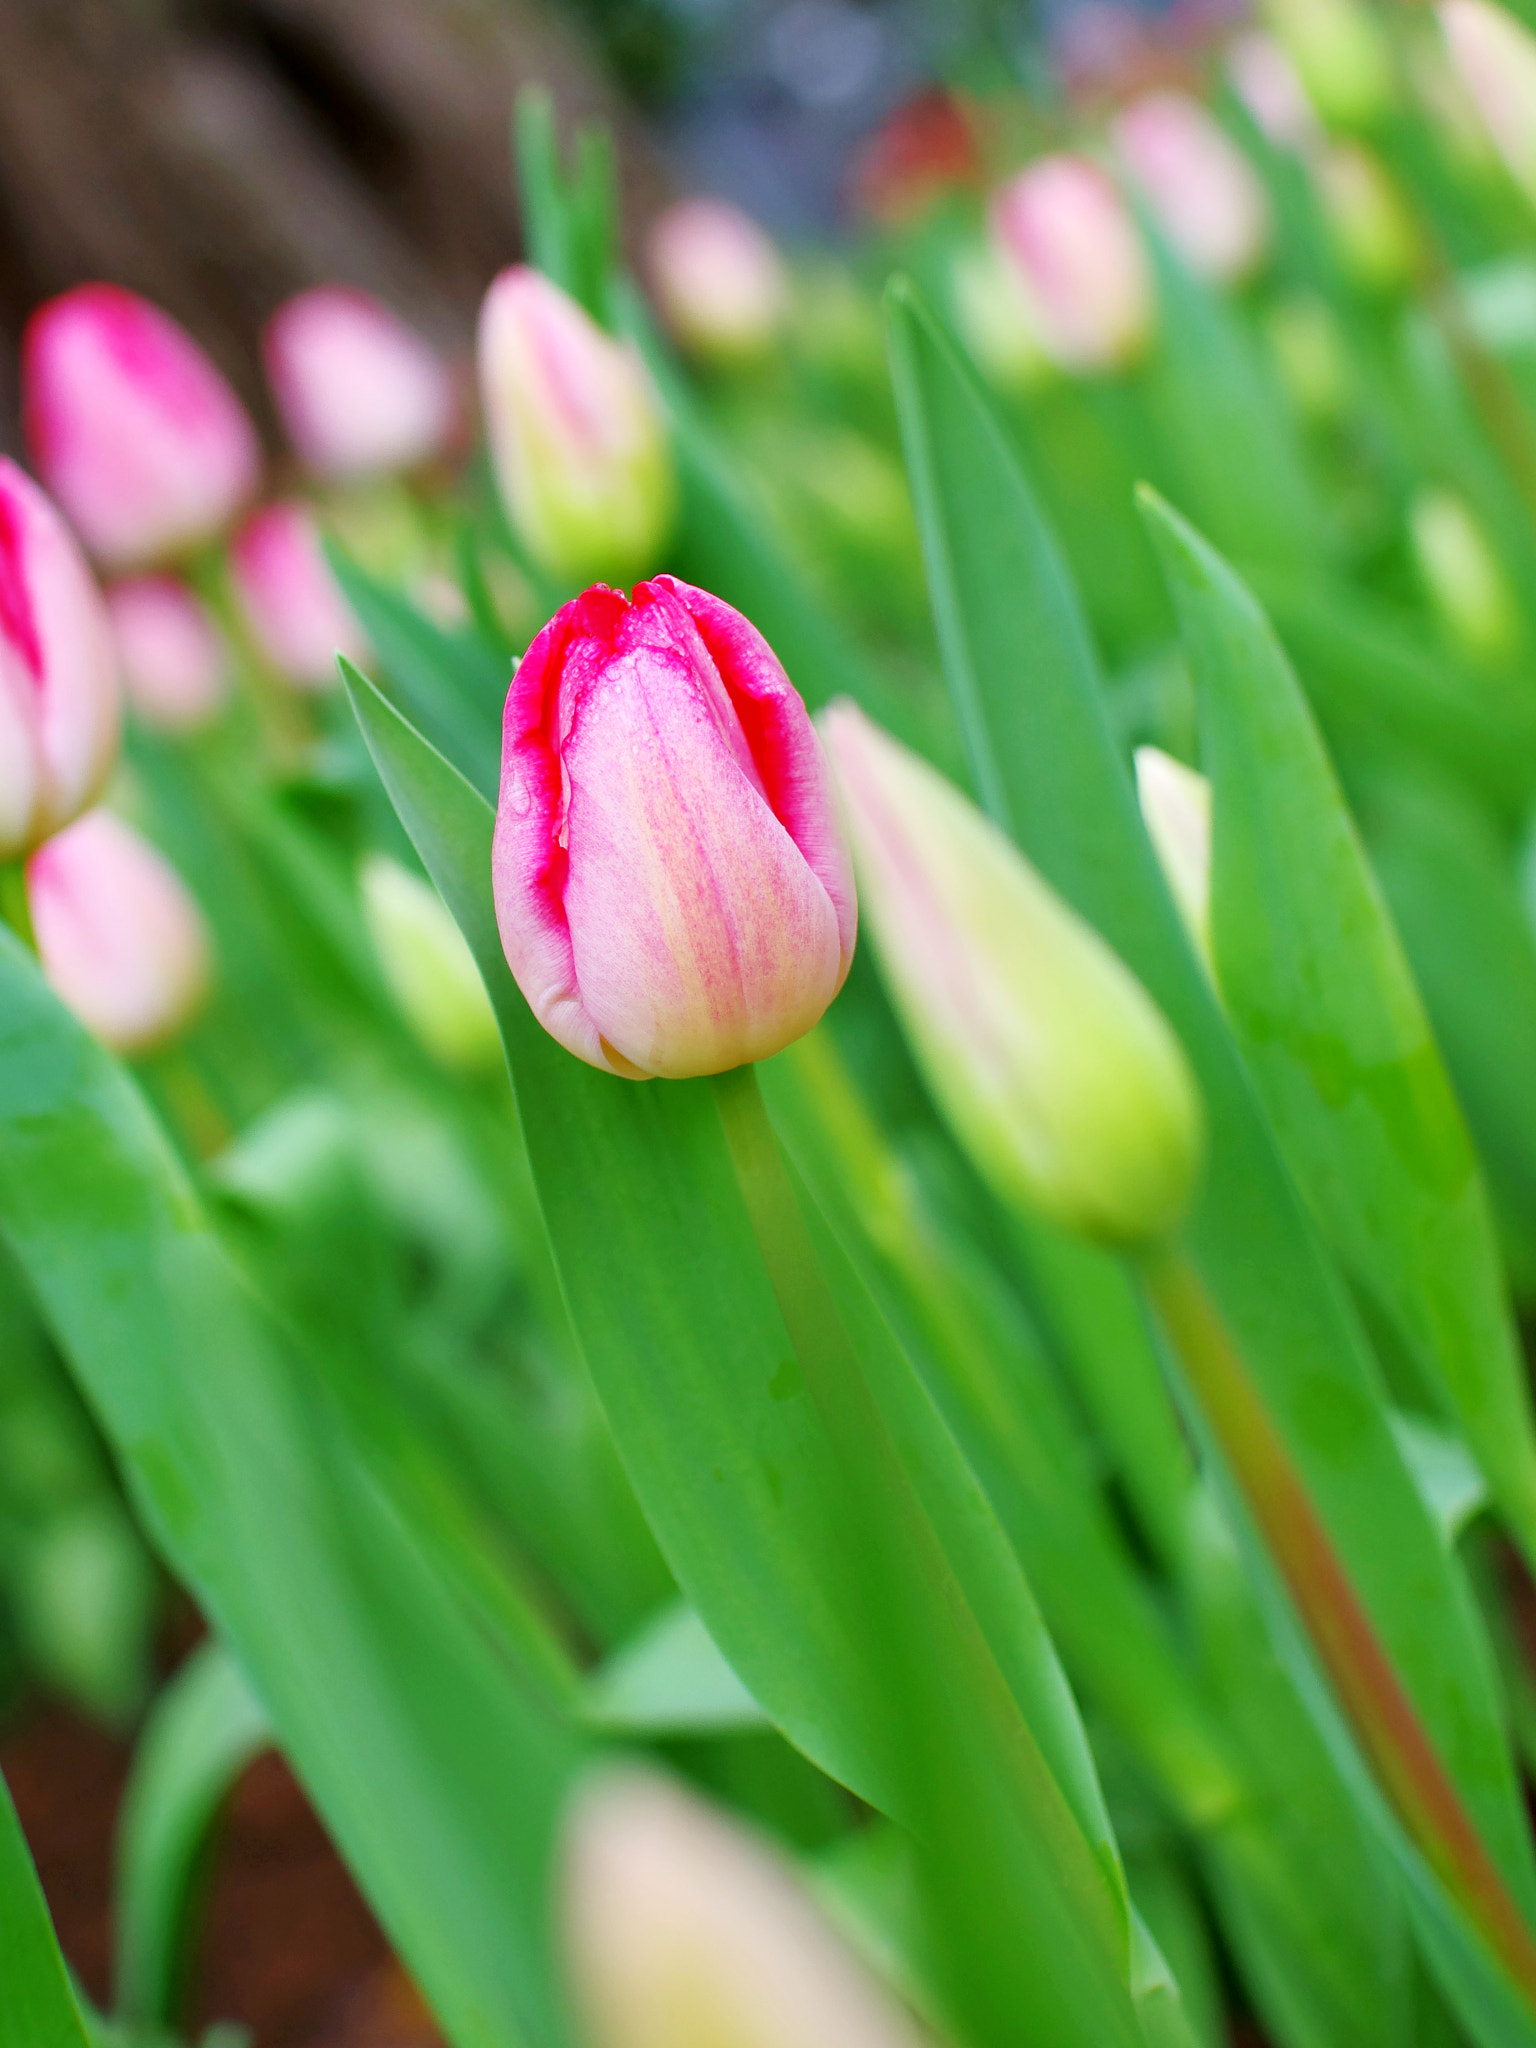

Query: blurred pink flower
(992, 155), (1154, 373)
(28, 808), (211, 1053)
(230, 501), (367, 690)
(263, 286), (458, 481)
(23, 284), (260, 572)
(646, 199), (790, 362)
(106, 574), (228, 733)
(1113, 91), (1272, 283)
(0, 457), (120, 861)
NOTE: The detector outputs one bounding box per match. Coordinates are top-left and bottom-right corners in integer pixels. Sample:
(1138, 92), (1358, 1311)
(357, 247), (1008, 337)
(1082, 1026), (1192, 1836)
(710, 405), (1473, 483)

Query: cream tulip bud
(0, 458), (120, 862)
(106, 574), (228, 732)
(563, 1766), (924, 2048)
(1134, 746), (1213, 968)
(990, 155), (1155, 376)
(1113, 93), (1272, 285)
(822, 702), (1203, 1248)
(477, 267), (676, 584)
(950, 239), (1052, 391)
(360, 853), (502, 1072)
(1441, 0), (1536, 206)
(646, 199), (790, 363)
(1409, 488), (1522, 659)
(27, 809), (211, 1054)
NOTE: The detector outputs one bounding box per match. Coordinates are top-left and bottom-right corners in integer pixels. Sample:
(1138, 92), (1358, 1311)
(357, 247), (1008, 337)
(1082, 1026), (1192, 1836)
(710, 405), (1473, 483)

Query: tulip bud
(360, 853), (502, 1072)
(0, 458), (120, 862)
(28, 809), (211, 1054)
(1263, 0), (1394, 128)
(105, 574), (228, 733)
(22, 285), (261, 573)
(991, 155), (1154, 376)
(494, 578), (856, 1080)
(1227, 31), (1323, 152)
(1264, 292), (1351, 420)
(478, 267), (675, 584)
(563, 1766), (924, 2048)
(1441, 0), (1536, 206)
(262, 286), (458, 482)
(646, 199), (790, 364)
(1315, 143), (1420, 290)
(821, 702), (1202, 1247)
(1134, 746), (1213, 969)
(1409, 487), (1522, 659)
(229, 501), (368, 690)
(951, 239), (1052, 391)
(1113, 93), (1272, 286)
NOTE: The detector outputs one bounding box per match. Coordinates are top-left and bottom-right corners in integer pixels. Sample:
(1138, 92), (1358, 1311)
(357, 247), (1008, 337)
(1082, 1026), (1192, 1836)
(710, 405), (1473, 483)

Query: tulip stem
(0, 863), (35, 952)
(1145, 1247), (1536, 2009)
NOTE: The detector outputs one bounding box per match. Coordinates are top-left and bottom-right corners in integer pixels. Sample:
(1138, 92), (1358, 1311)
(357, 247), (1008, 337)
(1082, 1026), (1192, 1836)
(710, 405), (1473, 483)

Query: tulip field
(18, 1), (1536, 2042)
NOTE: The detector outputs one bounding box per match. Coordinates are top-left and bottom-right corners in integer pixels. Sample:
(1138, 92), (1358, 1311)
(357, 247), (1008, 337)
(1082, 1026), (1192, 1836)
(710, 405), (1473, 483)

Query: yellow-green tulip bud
(1316, 144), (1420, 291)
(822, 702), (1203, 1248)
(1134, 746), (1213, 972)
(1409, 487), (1522, 660)
(1264, 0), (1394, 128)
(360, 852), (502, 1073)
(1441, 0), (1536, 205)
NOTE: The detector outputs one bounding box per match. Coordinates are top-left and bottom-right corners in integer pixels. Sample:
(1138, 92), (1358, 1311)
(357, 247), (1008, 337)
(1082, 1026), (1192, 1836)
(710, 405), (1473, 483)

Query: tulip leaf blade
(0, 1765), (93, 2048)
(0, 929), (582, 2048)
(884, 277), (1536, 2043)
(1139, 483), (1536, 1581)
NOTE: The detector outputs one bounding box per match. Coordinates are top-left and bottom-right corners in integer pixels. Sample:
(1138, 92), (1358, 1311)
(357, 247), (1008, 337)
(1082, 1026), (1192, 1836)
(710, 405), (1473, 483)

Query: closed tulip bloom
(1264, 0), (1394, 127)
(1227, 31), (1322, 152)
(0, 459), (120, 861)
(360, 852), (502, 1072)
(263, 286), (458, 481)
(1442, 0), (1536, 205)
(1409, 487), (1522, 659)
(478, 267), (675, 584)
(822, 701), (1202, 1248)
(28, 809), (211, 1054)
(991, 155), (1154, 375)
(563, 1766), (925, 2048)
(646, 199), (790, 363)
(1315, 143), (1420, 289)
(230, 502), (367, 690)
(23, 285), (260, 573)
(1134, 746), (1213, 968)
(106, 574), (228, 732)
(494, 578), (855, 1080)
(1113, 92), (1272, 285)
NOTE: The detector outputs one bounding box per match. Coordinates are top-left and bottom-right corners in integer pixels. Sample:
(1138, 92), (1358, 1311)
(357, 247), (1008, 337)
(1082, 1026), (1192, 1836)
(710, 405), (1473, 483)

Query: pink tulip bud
(991, 155), (1154, 374)
(478, 267), (676, 584)
(262, 286), (458, 481)
(1113, 92), (1272, 285)
(1441, 0), (1536, 206)
(0, 459), (120, 862)
(1227, 31), (1323, 151)
(646, 199), (791, 363)
(493, 577), (856, 1079)
(28, 809), (211, 1054)
(22, 285), (261, 573)
(105, 574), (228, 733)
(229, 501), (367, 690)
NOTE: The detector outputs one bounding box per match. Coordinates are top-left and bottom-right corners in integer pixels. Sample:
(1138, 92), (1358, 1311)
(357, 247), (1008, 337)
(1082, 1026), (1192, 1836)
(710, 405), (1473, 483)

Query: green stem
(0, 862), (35, 952)
(1145, 1247), (1536, 2009)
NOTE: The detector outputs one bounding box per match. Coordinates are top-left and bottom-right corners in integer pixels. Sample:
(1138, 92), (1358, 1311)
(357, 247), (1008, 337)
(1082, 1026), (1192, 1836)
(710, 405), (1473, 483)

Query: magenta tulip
(28, 808), (211, 1053)
(106, 574), (228, 732)
(0, 458), (120, 862)
(229, 501), (367, 690)
(23, 285), (260, 572)
(493, 577), (856, 1079)
(263, 286), (458, 481)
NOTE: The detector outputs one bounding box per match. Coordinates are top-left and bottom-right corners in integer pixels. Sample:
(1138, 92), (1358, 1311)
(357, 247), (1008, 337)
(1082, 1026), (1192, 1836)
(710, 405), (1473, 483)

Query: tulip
(646, 199), (790, 364)
(105, 574), (228, 733)
(950, 239), (1052, 391)
(1227, 31), (1322, 152)
(1134, 746), (1213, 969)
(1409, 488), (1522, 659)
(991, 155), (1154, 376)
(262, 286), (458, 481)
(493, 577), (855, 1080)
(229, 501), (367, 690)
(28, 809), (211, 1054)
(1441, 0), (1536, 206)
(478, 267), (675, 584)
(1113, 93), (1272, 286)
(1315, 143), (1420, 290)
(821, 701), (1202, 1248)
(1264, 292), (1351, 420)
(360, 853), (502, 1072)
(563, 1765), (925, 2048)
(22, 284), (260, 573)
(0, 458), (120, 862)
(1264, 0), (1394, 128)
